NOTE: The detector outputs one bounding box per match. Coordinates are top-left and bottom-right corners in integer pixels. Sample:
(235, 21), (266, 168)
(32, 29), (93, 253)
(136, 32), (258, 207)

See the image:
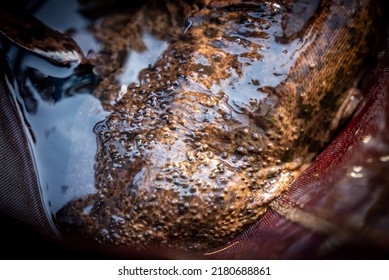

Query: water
(1, 0), (384, 252)
(5, 62), (105, 216)
(2, 0), (104, 217)
(2, 0), (174, 217)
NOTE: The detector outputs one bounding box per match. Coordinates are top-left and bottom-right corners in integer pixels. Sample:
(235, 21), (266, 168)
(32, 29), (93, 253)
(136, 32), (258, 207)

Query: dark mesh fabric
(0, 73), (59, 241)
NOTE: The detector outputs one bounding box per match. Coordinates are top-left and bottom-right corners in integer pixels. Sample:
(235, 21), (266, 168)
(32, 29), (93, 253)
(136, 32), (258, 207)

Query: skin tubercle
(55, 0), (380, 252)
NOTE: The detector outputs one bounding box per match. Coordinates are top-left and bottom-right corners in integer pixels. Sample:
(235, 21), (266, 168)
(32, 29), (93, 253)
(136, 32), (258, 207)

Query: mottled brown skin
(56, 0), (380, 252)
(0, 2), (84, 65)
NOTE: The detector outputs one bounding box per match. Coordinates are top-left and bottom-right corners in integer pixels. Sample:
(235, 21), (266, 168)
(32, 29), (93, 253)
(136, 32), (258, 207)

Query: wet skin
(5, 0), (380, 252)
(0, 2), (84, 65)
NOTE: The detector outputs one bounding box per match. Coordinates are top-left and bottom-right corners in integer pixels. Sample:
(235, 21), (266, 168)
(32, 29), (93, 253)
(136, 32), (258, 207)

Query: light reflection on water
(4, 0), (104, 215)
(5, 0), (173, 216)
(11, 48), (109, 214)
(0, 0), (387, 256)
(119, 32), (169, 88)
(5, 0), (317, 220)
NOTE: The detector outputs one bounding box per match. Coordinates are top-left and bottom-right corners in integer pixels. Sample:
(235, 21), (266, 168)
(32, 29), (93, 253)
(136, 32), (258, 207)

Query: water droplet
(251, 132), (260, 140)
(219, 177), (228, 184)
(248, 98), (257, 107)
(166, 174), (173, 181)
(112, 215), (125, 226)
(236, 146), (246, 154)
(160, 113), (169, 121)
(220, 152), (228, 159)
(186, 152), (196, 162)
(217, 163), (225, 173)
(133, 151), (141, 157)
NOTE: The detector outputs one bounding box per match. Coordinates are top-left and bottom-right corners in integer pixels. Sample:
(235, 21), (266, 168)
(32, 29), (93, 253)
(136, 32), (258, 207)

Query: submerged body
(55, 0), (380, 252)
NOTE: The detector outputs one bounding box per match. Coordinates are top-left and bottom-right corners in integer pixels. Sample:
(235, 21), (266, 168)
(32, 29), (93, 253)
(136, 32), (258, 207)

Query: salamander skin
(0, 2), (84, 65)
(56, 0), (381, 252)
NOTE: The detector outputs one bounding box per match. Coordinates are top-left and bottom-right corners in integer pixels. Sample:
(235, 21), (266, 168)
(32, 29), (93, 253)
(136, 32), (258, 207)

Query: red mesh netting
(201, 36), (389, 259)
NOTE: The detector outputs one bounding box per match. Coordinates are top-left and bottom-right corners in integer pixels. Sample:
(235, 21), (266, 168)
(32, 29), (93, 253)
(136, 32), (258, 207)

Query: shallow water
(0, 0), (383, 252)
(2, 0), (105, 216)
(1, 0), (186, 219)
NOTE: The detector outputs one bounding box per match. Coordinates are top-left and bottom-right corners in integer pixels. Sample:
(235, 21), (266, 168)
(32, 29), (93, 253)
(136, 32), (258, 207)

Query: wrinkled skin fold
(0, 0), (387, 259)
(203, 34), (389, 259)
(55, 0), (382, 253)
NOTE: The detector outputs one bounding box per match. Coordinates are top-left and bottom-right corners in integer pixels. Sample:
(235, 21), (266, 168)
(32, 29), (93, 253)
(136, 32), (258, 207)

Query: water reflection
(3, 0), (180, 221)
(1, 0), (383, 254)
(2, 0), (105, 215)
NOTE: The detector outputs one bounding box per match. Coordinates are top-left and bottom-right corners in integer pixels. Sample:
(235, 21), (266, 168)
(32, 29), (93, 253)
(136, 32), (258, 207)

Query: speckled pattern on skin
(57, 0), (380, 252)
(0, 2), (84, 65)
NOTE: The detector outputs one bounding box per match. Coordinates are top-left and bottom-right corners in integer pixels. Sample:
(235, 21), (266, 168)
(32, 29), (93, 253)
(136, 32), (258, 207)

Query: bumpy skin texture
(57, 0), (380, 252)
(203, 34), (389, 259)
